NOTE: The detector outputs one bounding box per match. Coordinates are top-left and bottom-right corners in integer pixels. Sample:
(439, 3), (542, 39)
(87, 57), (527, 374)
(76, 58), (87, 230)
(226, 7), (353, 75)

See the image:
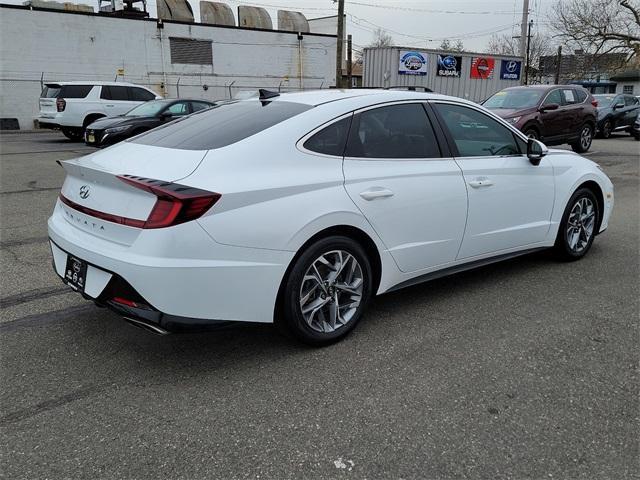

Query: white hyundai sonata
(48, 89), (614, 344)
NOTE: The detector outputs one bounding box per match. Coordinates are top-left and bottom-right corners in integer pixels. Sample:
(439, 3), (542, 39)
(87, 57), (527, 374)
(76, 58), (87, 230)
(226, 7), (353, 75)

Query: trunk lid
(39, 83), (62, 115)
(58, 142), (208, 244)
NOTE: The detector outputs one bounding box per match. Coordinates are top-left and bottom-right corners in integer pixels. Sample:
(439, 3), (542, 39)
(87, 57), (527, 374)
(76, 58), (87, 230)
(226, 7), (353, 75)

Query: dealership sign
(436, 54), (462, 77)
(470, 57), (495, 79)
(399, 51), (427, 75)
(500, 59), (522, 80)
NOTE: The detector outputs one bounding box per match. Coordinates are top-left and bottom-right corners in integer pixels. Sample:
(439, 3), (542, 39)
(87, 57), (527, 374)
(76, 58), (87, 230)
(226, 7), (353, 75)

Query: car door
(342, 102), (468, 273)
(560, 88), (586, 137)
(538, 88), (570, 141)
(624, 95), (640, 126)
(432, 101), (555, 260)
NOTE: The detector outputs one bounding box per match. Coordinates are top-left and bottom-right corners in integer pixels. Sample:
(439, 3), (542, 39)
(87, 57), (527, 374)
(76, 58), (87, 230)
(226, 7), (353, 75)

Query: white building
(0, 4), (337, 129)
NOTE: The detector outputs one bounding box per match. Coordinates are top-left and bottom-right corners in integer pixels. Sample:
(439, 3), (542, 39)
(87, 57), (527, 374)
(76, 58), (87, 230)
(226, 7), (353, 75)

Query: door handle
(359, 187), (394, 201)
(105, 104), (114, 107)
(468, 178), (494, 188)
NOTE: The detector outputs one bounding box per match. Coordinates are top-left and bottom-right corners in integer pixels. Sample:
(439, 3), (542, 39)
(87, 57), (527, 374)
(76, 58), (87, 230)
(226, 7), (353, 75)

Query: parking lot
(1, 131), (638, 478)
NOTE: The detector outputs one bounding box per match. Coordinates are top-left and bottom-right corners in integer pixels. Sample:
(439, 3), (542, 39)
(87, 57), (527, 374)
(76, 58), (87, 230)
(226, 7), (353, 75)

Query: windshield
(125, 100), (171, 117)
(593, 95), (616, 107)
(484, 89), (544, 109)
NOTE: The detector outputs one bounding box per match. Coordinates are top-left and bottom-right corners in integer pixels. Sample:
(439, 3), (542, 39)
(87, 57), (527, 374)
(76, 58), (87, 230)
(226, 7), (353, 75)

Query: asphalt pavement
(1, 131), (638, 479)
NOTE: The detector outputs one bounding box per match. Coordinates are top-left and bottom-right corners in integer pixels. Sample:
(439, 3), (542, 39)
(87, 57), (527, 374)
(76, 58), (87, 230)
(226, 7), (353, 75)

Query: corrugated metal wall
(363, 47), (524, 103)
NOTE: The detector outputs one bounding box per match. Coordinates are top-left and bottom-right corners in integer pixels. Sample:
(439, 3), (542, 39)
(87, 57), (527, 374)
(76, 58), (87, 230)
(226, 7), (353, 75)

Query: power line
(346, 1), (518, 15)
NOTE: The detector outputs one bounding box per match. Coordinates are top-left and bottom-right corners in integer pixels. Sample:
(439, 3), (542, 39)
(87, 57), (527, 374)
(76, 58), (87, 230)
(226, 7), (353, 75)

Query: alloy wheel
(602, 120), (612, 138)
(580, 125), (593, 150)
(299, 250), (364, 333)
(566, 197), (596, 254)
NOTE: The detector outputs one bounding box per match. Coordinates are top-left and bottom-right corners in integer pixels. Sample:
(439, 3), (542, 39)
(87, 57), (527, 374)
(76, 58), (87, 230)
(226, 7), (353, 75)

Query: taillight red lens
(117, 175), (221, 229)
(56, 97), (66, 112)
(591, 99), (598, 107)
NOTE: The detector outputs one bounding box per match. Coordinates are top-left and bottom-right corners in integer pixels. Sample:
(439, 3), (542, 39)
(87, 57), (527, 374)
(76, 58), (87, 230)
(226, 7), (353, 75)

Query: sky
(13, 0), (556, 52)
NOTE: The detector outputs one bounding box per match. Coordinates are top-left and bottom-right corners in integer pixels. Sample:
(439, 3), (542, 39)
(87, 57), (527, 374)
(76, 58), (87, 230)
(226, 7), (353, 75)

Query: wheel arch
(576, 180), (605, 234)
(273, 224), (383, 323)
(83, 112), (106, 128)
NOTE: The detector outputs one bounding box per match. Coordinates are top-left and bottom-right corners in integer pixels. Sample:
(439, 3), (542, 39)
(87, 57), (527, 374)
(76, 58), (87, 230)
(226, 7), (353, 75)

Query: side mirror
(613, 102), (624, 110)
(539, 103), (559, 112)
(527, 138), (548, 165)
(159, 111), (173, 119)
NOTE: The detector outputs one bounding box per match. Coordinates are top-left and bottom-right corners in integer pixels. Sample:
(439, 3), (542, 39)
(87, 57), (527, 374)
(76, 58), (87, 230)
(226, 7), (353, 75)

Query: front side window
(303, 116), (352, 156)
(345, 103), (440, 159)
(191, 101), (213, 112)
(625, 95), (638, 106)
(543, 89), (563, 106)
(434, 103), (521, 157)
(166, 102), (190, 116)
(132, 100), (312, 150)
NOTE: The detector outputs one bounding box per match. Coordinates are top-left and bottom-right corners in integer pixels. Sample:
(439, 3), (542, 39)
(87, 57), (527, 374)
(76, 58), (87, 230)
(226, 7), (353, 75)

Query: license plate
(87, 134), (95, 143)
(64, 255), (88, 292)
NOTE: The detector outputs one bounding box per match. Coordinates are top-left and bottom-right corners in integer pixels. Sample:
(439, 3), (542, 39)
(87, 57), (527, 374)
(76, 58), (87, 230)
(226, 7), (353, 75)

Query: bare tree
(551, 0), (640, 65)
(369, 28), (393, 48)
(439, 39), (465, 52)
(487, 32), (552, 81)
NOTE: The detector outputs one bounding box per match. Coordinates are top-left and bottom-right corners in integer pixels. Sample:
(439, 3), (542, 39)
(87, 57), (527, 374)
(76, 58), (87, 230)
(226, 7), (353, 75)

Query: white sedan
(48, 89), (614, 344)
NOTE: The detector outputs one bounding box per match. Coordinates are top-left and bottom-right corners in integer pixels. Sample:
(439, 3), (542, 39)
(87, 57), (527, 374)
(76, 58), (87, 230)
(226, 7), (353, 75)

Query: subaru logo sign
(437, 54), (462, 77)
(79, 185), (90, 199)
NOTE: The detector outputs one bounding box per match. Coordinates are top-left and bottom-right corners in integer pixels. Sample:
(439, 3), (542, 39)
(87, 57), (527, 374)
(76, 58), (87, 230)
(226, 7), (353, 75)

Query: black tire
(279, 235), (373, 346)
(523, 127), (539, 139)
(61, 127), (83, 141)
(599, 119), (612, 139)
(554, 188), (599, 261)
(571, 124), (594, 153)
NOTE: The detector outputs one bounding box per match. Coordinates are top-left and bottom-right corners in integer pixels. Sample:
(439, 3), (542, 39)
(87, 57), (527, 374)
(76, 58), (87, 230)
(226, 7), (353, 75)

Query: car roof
(264, 89), (475, 107)
(45, 81), (149, 87)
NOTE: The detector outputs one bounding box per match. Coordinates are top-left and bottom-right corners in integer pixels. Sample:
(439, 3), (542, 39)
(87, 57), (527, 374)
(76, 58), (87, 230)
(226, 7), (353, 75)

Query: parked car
(48, 89), (614, 344)
(85, 98), (216, 147)
(593, 93), (640, 138)
(632, 113), (640, 140)
(483, 85), (597, 153)
(38, 81), (161, 140)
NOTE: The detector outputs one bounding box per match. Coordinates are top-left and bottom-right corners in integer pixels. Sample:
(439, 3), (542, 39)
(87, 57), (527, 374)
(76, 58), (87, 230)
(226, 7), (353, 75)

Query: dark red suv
(483, 85), (598, 153)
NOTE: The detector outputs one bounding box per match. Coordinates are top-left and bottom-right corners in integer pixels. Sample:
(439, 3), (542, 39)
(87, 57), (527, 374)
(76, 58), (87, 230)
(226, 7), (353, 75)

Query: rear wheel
(280, 236), (373, 346)
(571, 124), (594, 153)
(554, 188), (599, 261)
(61, 127), (83, 141)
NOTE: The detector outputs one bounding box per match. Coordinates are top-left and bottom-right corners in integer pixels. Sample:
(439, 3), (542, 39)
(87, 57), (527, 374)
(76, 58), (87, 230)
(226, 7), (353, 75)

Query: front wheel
(599, 119), (613, 139)
(554, 188), (599, 261)
(523, 127), (539, 140)
(571, 124), (594, 153)
(279, 236), (373, 346)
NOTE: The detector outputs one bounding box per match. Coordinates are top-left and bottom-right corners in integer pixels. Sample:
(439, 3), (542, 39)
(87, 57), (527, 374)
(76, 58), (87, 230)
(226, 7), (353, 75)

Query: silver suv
(38, 81), (161, 140)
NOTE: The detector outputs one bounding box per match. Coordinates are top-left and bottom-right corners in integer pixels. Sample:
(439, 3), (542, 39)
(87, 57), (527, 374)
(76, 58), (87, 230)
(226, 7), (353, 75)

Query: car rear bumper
(48, 201), (294, 328)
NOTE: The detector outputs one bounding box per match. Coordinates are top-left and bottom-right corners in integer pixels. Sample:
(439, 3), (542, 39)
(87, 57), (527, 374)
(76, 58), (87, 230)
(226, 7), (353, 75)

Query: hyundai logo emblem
(79, 185), (90, 199)
(507, 60), (518, 73)
(72, 259), (82, 273)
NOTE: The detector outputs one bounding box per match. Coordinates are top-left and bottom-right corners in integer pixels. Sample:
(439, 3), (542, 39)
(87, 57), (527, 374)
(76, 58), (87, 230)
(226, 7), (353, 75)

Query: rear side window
(41, 85), (61, 98)
(191, 101), (213, 112)
(132, 100), (312, 150)
(130, 87), (156, 101)
(574, 89), (587, 103)
(303, 116), (352, 156)
(100, 86), (129, 101)
(562, 89), (578, 105)
(345, 103), (441, 158)
(59, 85), (93, 98)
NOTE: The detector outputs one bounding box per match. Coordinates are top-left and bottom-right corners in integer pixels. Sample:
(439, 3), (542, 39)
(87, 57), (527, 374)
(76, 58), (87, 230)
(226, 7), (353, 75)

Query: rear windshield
(131, 100), (312, 150)
(41, 84), (93, 99)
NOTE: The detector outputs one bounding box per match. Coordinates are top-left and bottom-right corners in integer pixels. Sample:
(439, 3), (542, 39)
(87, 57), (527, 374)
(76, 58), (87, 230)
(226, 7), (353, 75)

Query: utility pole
(525, 19), (533, 85)
(519, 0), (530, 59)
(335, 0), (345, 88)
(347, 34), (353, 89)
(554, 45), (562, 84)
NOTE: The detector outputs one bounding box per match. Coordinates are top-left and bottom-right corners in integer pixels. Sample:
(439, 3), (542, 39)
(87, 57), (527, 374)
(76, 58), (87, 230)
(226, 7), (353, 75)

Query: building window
(623, 85), (634, 94)
(169, 37), (213, 65)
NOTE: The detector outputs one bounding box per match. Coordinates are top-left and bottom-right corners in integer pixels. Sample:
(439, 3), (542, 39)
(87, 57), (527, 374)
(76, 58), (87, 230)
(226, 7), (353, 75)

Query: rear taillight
(591, 99), (598, 107)
(56, 97), (66, 112)
(117, 175), (221, 229)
